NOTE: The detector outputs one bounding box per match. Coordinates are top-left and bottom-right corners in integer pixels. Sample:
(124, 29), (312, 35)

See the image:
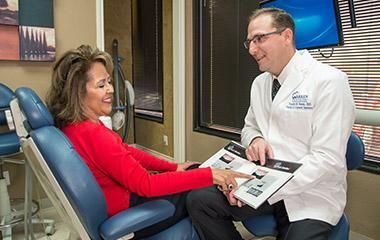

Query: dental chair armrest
(100, 199), (176, 239)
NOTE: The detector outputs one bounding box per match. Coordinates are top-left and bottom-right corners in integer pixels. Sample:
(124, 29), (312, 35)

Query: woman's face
(83, 62), (114, 122)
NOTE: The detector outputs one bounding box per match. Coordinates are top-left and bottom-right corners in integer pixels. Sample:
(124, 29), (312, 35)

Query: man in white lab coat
(187, 7), (355, 240)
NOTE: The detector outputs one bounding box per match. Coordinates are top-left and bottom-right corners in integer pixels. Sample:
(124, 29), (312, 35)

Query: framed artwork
(0, 0), (55, 61)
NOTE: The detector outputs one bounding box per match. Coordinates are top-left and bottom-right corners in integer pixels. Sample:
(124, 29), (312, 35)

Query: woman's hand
(211, 168), (253, 192)
(176, 161), (199, 171)
(245, 137), (274, 165)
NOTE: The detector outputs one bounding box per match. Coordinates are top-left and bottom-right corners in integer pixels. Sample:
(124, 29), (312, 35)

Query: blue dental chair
(11, 87), (199, 240)
(242, 132), (365, 240)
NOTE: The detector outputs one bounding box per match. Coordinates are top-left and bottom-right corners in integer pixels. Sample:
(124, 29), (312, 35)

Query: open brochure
(200, 141), (302, 209)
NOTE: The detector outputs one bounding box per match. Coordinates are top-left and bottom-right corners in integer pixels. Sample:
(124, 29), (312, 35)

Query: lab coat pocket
(280, 107), (313, 141)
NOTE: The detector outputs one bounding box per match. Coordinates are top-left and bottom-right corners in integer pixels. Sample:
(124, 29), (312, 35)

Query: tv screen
(259, 0), (344, 50)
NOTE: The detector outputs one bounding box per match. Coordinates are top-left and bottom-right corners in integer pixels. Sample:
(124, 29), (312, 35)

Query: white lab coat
(241, 50), (355, 225)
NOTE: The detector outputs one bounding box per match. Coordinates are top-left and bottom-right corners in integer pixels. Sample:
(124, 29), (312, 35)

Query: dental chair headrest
(0, 83), (15, 124)
(15, 87), (54, 130)
(0, 83), (14, 108)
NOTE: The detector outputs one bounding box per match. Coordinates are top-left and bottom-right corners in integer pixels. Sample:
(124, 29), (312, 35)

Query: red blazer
(62, 121), (213, 216)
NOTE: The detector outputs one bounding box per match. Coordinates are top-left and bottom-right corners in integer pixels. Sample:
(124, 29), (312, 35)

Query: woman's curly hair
(46, 45), (113, 128)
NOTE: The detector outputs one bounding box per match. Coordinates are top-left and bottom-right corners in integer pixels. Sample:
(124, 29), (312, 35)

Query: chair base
(0, 179), (56, 240)
(0, 198), (56, 239)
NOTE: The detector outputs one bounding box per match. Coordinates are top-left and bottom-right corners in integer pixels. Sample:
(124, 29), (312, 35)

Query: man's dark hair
(249, 7), (295, 36)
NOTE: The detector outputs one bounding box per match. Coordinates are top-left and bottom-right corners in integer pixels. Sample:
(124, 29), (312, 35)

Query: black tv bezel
(259, 0), (344, 50)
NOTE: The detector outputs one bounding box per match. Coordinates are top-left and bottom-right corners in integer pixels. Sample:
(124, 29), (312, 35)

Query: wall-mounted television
(259, 0), (344, 50)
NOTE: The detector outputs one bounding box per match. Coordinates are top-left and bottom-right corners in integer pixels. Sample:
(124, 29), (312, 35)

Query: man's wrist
(250, 136), (263, 145)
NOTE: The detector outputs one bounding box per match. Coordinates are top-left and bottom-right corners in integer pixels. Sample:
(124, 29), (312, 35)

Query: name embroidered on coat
(286, 91), (313, 110)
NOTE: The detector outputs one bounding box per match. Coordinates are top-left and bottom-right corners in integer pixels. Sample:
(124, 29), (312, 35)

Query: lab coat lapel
(272, 50), (314, 105)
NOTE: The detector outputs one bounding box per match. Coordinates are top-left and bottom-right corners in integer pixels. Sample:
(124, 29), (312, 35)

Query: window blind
(310, 0), (380, 169)
(133, 0), (163, 119)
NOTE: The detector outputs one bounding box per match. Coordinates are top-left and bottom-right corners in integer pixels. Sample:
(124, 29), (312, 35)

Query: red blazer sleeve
(86, 125), (213, 197)
(124, 145), (177, 172)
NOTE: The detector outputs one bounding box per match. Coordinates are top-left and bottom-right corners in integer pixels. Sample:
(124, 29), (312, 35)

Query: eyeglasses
(243, 28), (286, 49)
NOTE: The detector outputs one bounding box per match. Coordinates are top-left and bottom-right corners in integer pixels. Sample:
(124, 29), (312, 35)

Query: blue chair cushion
(346, 132), (365, 170)
(242, 214), (277, 237)
(100, 199), (175, 239)
(146, 217), (200, 240)
(330, 214), (349, 240)
(0, 131), (20, 155)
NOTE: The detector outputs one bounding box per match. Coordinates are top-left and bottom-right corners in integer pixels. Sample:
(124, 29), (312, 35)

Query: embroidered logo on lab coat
(286, 91), (313, 110)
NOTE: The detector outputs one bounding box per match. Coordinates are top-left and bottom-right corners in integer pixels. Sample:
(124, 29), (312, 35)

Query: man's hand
(245, 137), (274, 165)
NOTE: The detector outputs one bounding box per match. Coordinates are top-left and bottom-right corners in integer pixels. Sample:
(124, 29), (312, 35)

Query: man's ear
(283, 28), (294, 44)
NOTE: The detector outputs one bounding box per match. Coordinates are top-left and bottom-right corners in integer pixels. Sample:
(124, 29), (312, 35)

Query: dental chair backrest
(14, 87), (108, 240)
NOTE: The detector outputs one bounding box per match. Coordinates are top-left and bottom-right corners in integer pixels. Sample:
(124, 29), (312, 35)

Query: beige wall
(347, 171), (380, 238)
(184, 1), (380, 239)
(0, 0), (98, 198)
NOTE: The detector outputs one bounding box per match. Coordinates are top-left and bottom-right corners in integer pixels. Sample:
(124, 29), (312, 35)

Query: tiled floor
(236, 221), (274, 240)
(10, 207), (74, 240)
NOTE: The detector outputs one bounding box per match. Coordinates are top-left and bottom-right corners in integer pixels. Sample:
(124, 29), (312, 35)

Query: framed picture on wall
(0, 0), (55, 61)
